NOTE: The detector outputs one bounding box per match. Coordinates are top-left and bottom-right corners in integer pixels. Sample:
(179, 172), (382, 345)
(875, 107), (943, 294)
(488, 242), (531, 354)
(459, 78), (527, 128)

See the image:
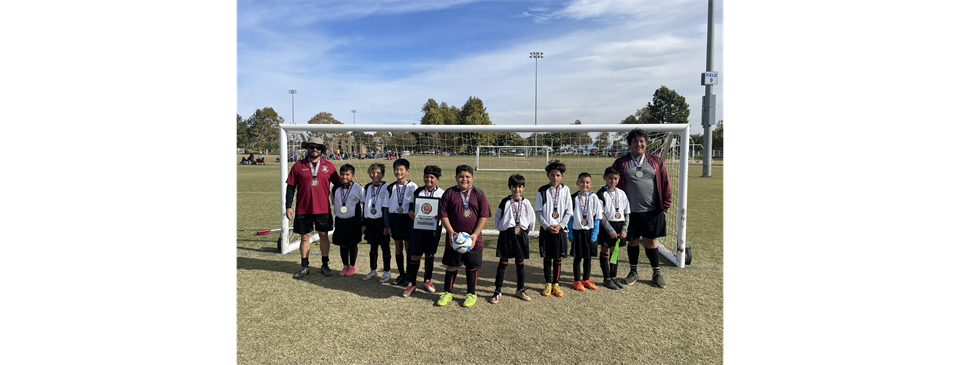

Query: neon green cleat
(463, 293), (477, 307)
(436, 292), (453, 306)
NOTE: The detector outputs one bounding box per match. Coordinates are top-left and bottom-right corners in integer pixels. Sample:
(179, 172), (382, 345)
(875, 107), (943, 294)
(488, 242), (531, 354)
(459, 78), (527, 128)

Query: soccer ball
(452, 232), (472, 254)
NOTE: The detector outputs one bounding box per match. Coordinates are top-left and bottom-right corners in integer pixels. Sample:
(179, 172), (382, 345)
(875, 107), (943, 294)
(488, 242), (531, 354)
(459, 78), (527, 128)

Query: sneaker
(339, 267), (349, 276)
(292, 266), (309, 279)
(391, 276), (405, 285)
(624, 271), (639, 285)
(541, 283), (553, 297)
(463, 293), (478, 307)
(614, 278), (627, 288)
(552, 283), (564, 297)
(583, 280), (598, 290)
(423, 280), (436, 293)
(379, 270), (392, 283)
(320, 264), (334, 276)
(604, 278), (620, 290)
(490, 292), (502, 304)
(402, 284), (415, 297)
(515, 289), (532, 301)
(572, 281), (587, 292)
(653, 272), (666, 288)
(436, 292), (453, 306)
(362, 269), (378, 281)
(344, 266), (356, 276)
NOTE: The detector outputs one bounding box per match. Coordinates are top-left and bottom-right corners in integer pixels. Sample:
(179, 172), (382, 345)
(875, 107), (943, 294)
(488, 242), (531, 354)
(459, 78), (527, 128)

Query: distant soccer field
(237, 154), (723, 364)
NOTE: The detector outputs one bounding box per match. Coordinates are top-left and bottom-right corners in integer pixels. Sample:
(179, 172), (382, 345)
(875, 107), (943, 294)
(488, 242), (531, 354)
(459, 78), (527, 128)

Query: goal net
(475, 145), (551, 171)
(277, 124), (691, 268)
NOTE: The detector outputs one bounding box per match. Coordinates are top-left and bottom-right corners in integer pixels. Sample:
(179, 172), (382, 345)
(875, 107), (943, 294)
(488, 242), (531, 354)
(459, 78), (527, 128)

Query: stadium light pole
(351, 110), (356, 124)
(288, 89), (297, 124)
(530, 52), (543, 148)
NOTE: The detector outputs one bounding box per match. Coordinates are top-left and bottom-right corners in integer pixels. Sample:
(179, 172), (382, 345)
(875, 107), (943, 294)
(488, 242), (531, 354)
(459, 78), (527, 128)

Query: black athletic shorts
(293, 213), (333, 235)
(408, 227), (442, 256)
(600, 221), (627, 248)
(389, 213), (413, 242)
(626, 210), (666, 241)
(441, 246), (483, 268)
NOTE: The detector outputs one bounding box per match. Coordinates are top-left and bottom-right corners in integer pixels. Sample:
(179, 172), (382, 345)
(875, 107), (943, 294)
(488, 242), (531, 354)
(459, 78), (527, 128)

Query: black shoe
(624, 271), (639, 285)
(603, 279), (620, 290)
(293, 266), (310, 279)
(392, 276), (408, 286)
(320, 265), (333, 276)
(652, 272), (666, 288)
(614, 277), (627, 287)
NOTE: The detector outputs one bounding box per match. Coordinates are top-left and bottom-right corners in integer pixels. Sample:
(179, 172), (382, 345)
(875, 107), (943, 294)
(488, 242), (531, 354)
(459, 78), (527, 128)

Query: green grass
(237, 156), (723, 364)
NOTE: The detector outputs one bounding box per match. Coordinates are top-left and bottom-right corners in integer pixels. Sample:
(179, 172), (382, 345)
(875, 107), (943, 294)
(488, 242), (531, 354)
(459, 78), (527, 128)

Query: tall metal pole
(701, 0), (715, 177)
(351, 110), (356, 124)
(530, 52), (543, 147)
(288, 89), (297, 124)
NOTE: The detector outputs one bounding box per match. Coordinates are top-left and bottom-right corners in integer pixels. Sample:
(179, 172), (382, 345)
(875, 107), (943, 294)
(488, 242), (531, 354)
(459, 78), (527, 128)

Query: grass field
(237, 155), (723, 364)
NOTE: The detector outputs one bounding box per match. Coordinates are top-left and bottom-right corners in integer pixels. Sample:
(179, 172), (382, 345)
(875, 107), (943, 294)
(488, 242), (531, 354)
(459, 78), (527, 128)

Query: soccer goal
(278, 123), (692, 268)
(475, 145), (551, 171)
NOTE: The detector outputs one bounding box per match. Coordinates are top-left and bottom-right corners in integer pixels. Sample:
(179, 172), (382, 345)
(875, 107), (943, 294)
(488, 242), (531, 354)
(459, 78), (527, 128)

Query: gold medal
(615, 212), (622, 219)
(340, 207), (348, 214)
(581, 219), (588, 226)
(551, 211), (559, 219)
(514, 227), (520, 234)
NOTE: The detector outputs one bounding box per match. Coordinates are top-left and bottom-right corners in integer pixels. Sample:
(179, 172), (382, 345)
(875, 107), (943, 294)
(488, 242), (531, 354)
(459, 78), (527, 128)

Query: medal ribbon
(512, 197), (522, 228)
(309, 159), (321, 181)
(396, 181), (410, 212)
(340, 182), (352, 209)
(611, 187), (620, 212)
(369, 182), (382, 209)
(460, 187), (472, 215)
(551, 185), (560, 217)
(580, 193), (589, 224)
(630, 153), (645, 176)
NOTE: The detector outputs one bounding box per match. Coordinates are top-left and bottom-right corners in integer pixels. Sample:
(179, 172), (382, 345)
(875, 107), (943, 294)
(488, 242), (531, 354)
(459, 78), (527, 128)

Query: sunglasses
(307, 145), (323, 150)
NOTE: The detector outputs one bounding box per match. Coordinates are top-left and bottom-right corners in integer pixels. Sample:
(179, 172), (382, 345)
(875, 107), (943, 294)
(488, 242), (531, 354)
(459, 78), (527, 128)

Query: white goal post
(278, 123), (691, 268)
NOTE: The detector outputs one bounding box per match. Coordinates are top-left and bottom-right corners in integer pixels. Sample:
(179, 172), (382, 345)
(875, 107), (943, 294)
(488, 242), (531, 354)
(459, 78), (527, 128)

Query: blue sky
(238, 0), (723, 135)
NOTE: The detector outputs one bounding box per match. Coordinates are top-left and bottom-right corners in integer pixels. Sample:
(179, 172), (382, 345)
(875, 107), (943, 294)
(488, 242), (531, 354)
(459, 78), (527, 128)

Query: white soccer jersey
(598, 185), (630, 222)
(569, 192), (605, 230)
(332, 182), (365, 219)
(534, 183), (573, 229)
(386, 179), (418, 214)
(363, 181), (390, 219)
(494, 196), (536, 233)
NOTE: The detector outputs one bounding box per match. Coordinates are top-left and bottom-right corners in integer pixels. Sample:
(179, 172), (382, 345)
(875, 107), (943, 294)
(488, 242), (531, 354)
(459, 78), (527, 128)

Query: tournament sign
(413, 196), (440, 231)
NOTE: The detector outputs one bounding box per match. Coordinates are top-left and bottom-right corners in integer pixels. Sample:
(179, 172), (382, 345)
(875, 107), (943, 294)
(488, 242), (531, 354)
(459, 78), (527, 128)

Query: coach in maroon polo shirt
(287, 136), (341, 278)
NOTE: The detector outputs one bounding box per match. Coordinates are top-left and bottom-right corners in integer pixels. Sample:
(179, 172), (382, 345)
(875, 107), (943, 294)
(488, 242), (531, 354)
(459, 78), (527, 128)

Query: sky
(237, 0), (723, 135)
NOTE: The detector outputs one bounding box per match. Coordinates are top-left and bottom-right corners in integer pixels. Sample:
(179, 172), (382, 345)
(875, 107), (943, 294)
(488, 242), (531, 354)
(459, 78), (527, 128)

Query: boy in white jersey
(567, 172), (604, 292)
(361, 163), (393, 282)
(331, 164), (365, 276)
(491, 174), (537, 303)
(402, 165), (444, 297)
(385, 158), (418, 286)
(597, 166), (630, 290)
(534, 160), (574, 297)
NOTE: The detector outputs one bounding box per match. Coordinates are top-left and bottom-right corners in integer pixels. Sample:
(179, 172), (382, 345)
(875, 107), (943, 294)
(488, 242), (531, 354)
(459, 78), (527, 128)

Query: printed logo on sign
(421, 203), (433, 215)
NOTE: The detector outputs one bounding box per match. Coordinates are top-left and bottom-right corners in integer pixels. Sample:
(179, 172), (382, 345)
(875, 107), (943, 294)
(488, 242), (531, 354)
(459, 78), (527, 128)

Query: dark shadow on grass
(237, 246), (279, 253)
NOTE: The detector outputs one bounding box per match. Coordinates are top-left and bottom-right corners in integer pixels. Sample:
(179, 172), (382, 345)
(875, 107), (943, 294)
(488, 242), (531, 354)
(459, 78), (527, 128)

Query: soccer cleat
(344, 266), (356, 276)
(614, 278), (627, 288)
(552, 283), (564, 297)
(515, 289), (532, 301)
(436, 292), (453, 306)
(402, 284), (415, 297)
(604, 278), (620, 290)
(463, 293), (478, 307)
(572, 281), (587, 292)
(391, 276), (405, 285)
(320, 264), (334, 276)
(624, 271), (639, 285)
(292, 266), (310, 279)
(490, 292), (501, 304)
(339, 267), (349, 276)
(583, 280), (598, 290)
(542, 283), (553, 297)
(423, 280), (436, 293)
(362, 269), (378, 281)
(653, 272), (666, 288)
(379, 270), (392, 283)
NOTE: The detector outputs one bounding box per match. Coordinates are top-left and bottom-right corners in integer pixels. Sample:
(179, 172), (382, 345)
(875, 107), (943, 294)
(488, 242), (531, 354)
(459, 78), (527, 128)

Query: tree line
(237, 85), (722, 154)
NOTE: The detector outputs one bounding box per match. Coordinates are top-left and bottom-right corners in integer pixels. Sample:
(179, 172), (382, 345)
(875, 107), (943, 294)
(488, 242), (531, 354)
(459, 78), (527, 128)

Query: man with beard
(287, 136), (341, 278)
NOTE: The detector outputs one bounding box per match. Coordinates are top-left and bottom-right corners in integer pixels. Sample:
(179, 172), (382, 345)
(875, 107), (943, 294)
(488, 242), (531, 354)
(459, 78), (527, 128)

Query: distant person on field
(611, 128), (671, 288)
(287, 136), (341, 279)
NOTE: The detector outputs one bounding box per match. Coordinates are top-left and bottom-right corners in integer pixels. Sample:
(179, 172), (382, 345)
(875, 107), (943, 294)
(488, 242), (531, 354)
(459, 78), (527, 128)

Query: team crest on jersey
(321, 165), (329, 173)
